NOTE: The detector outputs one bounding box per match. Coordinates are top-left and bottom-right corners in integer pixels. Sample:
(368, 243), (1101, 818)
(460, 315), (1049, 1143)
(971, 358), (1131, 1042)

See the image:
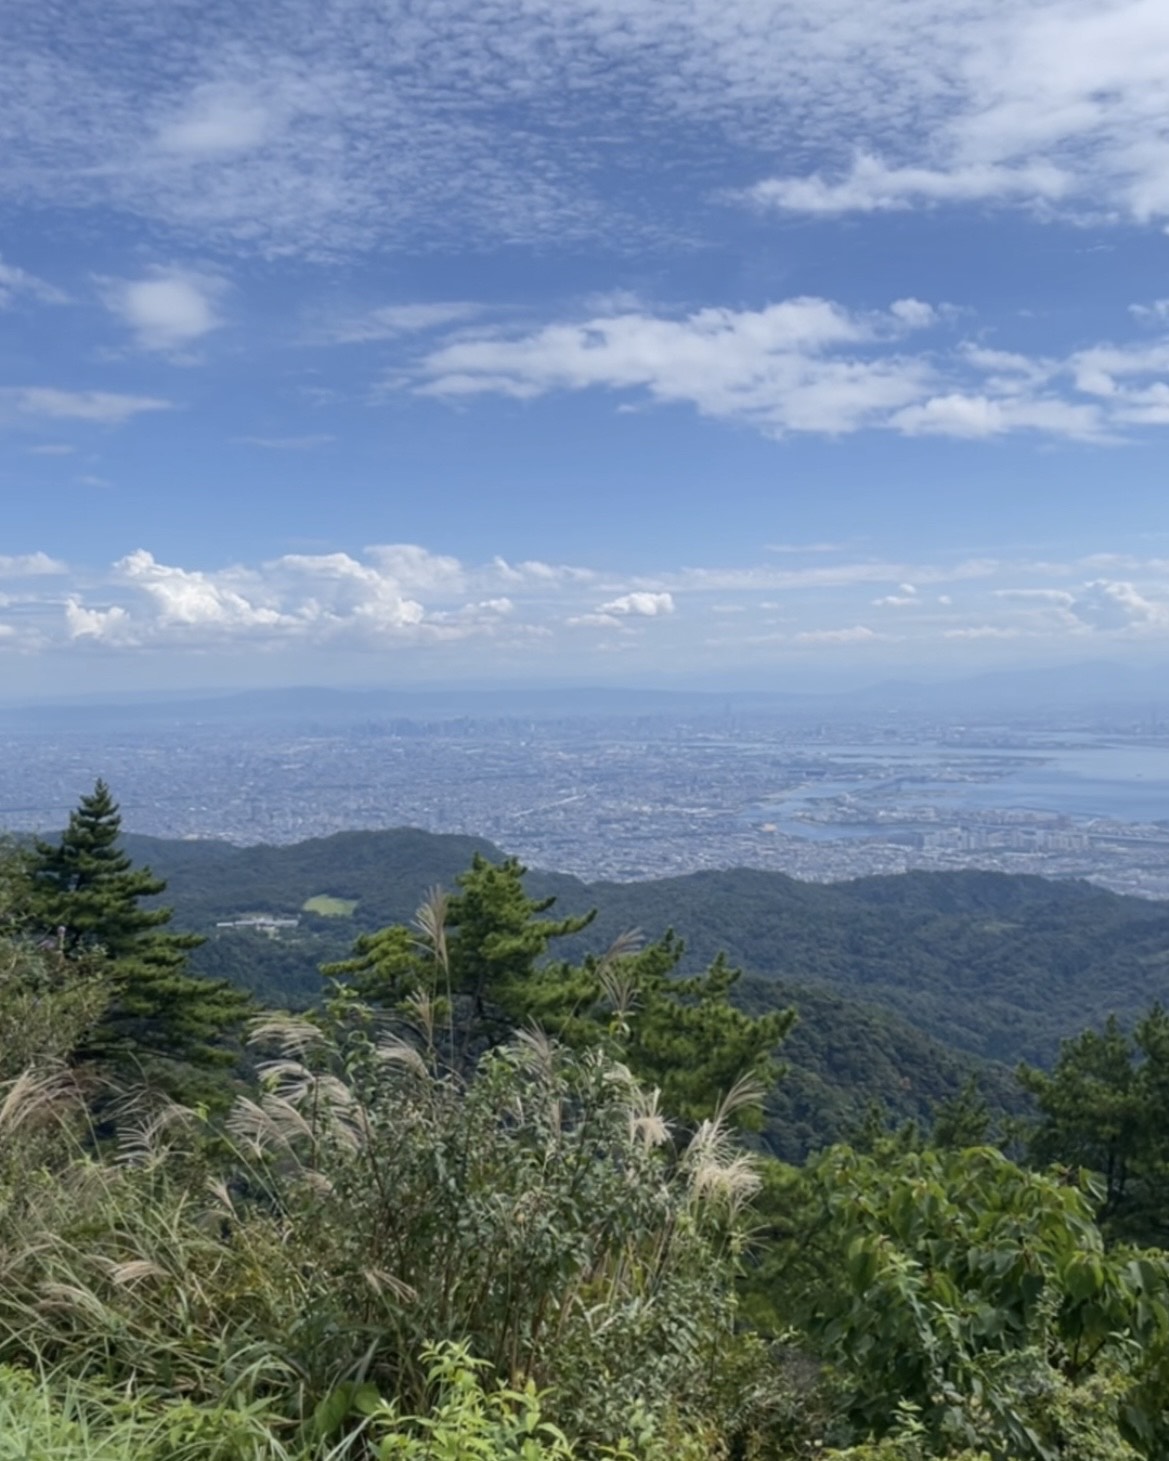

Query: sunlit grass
(302, 895), (359, 917)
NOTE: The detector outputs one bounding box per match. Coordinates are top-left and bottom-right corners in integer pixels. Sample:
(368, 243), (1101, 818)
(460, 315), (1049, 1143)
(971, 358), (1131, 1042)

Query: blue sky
(3, 0), (1169, 697)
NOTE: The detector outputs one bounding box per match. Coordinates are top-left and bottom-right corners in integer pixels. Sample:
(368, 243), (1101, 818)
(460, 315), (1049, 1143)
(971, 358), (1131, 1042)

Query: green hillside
(125, 828), (1169, 1068)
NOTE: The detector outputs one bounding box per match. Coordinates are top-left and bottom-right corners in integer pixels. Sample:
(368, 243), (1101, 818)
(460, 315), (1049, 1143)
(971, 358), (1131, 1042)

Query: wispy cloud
(236, 434), (335, 450)
(0, 388), (172, 424)
(744, 2), (1169, 226)
(0, 552), (67, 578)
(0, 255), (67, 308)
(402, 295), (1169, 443)
(7, 1), (1169, 259)
(319, 302), (484, 345)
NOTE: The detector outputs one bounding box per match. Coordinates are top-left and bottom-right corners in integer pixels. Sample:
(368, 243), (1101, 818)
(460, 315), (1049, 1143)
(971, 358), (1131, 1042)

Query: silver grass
(412, 886), (450, 969)
(0, 1065), (77, 1134)
(362, 1267), (417, 1304)
(514, 1024), (557, 1080)
(105, 1258), (169, 1287)
(626, 1086), (672, 1152)
(248, 1013), (330, 1058)
(688, 1153), (761, 1212)
(374, 1033), (430, 1079)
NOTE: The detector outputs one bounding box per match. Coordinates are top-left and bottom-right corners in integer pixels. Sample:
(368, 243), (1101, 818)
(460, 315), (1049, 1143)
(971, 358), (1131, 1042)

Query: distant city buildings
(1, 711), (1168, 898)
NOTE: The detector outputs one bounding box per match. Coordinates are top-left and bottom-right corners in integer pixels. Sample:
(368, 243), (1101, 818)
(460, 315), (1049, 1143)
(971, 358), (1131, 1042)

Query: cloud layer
(407, 297), (1169, 442)
(6, 0), (1169, 258)
(0, 542), (1165, 674)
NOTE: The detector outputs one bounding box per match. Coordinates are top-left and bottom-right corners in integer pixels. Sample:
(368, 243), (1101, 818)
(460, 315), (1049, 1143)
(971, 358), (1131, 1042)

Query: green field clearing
(302, 894), (359, 917)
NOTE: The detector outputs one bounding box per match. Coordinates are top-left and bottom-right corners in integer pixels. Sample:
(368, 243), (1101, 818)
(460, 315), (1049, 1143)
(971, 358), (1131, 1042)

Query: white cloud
(156, 83), (276, 156)
(6, 0), (1169, 258)
(39, 542), (1169, 665)
(414, 298), (936, 437)
(65, 599), (134, 643)
(792, 625), (881, 644)
(890, 393), (1106, 441)
(364, 543), (466, 595)
(0, 388), (172, 424)
(0, 552), (66, 578)
(943, 625), (1024, 640)
(1068, 579), (1168, 632)
(567, 612), (622, 629)
(1130, 300), (1169, 325)
(321, 302), (484, 344)
(743, 1), (1169, 227)
(748, 158), (1072, 217)
(407, 295), (1169, 442)
(0, 256), (67, 308)
(993, 588), (1076, 605)
(490, 557), (596, 586)
(101, 268), (225, 354)
(596, 591), (675, 617)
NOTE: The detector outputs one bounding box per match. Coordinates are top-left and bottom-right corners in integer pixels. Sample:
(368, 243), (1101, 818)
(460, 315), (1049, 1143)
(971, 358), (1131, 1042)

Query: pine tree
(27, 779), (250, 1068)
(328, 853), (791, 1123)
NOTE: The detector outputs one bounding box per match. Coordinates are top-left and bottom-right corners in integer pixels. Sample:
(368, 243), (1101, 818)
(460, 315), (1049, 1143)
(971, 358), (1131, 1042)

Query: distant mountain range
(112, 825), (1169, 1158)
(4, 658), (1167, 727)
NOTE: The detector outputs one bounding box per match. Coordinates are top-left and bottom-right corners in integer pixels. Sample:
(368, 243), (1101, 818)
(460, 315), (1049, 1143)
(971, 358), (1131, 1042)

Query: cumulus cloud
(1068, 579), (1168, 632)
(39, 543), (1169, 665)
(596, 591), (675, 617)
(101, 268), (225, 354)
(62, 544), (554, 650)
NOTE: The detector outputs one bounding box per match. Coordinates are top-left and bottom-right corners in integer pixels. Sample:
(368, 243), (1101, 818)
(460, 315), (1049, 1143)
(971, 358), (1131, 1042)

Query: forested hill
(122, 827), (1169, 1073)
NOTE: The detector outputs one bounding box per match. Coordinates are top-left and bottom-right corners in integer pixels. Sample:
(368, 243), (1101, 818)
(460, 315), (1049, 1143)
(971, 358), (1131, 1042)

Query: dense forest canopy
(116, 827), (1169, 1068)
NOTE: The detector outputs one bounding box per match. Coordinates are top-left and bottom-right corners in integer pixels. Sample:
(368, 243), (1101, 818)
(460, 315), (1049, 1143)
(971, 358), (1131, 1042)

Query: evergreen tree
(1019, 1004), (1169, 1246)
(328, 853), (791, 1124)
(26, 779), (250, 1068)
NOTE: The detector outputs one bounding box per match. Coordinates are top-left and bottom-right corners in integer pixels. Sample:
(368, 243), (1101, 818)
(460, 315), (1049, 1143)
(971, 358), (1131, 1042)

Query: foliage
(127, 826), (1169, 1070)
(22, 781), (251, 1071)
(1019, 1004), (1169, 1246)
(0, 1002), (765, 1455)
(327, 856), (791, 1125)
(751, 1141), (1169, 1458)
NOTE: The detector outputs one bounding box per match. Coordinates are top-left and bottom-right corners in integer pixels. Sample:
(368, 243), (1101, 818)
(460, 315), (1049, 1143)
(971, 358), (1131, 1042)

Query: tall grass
(0, 1007), (767, 1457)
